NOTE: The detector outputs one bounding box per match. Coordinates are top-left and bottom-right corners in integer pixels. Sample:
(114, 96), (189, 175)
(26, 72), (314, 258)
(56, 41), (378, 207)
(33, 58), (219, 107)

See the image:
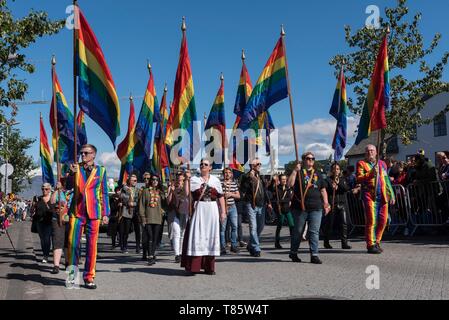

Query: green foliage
(0, 0), (65, 110)
(330, 0), (449, 145)
(0, 127), (38, 193)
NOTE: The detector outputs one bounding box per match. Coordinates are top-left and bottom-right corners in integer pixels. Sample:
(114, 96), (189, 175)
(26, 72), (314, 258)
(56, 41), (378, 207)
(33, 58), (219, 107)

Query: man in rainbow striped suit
(67, 144), (110, 289)
(356, 144), (395, 254)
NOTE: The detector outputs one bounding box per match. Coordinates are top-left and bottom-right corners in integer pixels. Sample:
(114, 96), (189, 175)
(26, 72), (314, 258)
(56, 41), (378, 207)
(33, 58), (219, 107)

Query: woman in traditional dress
(181, 159), (227, 275)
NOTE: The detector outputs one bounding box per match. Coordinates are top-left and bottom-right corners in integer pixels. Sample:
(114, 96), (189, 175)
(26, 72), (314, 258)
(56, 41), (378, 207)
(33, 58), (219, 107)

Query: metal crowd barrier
(346, 181), (449, 237)
(407, 181), (449, 236)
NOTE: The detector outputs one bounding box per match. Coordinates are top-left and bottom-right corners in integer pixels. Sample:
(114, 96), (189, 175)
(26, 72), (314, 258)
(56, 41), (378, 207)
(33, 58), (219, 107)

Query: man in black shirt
(239, 158), (272, 257)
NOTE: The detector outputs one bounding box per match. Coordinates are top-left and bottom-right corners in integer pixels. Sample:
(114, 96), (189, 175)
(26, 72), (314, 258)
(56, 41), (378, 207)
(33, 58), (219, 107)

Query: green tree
(330, 0), (449, 145)
(0, 0), (65, 117)
(0, 127), (38, 193)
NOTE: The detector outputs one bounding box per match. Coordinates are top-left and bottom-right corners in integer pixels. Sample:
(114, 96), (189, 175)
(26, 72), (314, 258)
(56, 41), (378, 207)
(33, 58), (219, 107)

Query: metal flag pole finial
(147, 59), (152, 72)
(220, 73), (224, 81)
(281, 24), (286, 37)
(164, 83), (168, 92)
(241, 49), (246, 61)
(181, 17), (187, 32)
(51, 55), (56, 66)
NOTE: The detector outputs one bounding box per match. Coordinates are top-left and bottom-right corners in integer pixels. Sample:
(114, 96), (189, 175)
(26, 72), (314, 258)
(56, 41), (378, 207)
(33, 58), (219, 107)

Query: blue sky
(8, 0), (449, 177)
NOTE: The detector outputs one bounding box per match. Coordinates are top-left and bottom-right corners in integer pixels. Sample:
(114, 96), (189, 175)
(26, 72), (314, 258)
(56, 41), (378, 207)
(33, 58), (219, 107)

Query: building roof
(345, 133), (399, 158)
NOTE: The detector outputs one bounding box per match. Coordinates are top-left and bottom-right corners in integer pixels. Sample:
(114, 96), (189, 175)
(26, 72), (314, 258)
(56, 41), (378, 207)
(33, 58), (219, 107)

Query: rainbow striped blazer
(69, 164), (110, 220)
(356, 159), (395, 203)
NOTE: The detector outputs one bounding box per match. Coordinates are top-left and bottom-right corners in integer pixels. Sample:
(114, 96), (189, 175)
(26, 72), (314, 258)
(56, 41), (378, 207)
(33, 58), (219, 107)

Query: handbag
(31, 215), (38, 233)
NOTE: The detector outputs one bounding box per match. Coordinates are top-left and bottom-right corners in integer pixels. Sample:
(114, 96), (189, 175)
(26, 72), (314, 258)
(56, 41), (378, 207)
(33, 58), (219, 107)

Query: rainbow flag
(76, 7), (120, 148)
(238, 37), (288, 131)
(355, 34), (390, 145)
(117, 97), (137, 185)
(135, 68), (158, 164)
(230, 58), (252, 173)
(50, 68), (75, 164)
(153, 89), (170, 178)
(40, 116), (55, 186)
(205, 77), (226, 168)
(151, 88), (163, 176)
(165, 27), (198, 161)
(77, 110), (88, 147)
(330, 68), (348, 161)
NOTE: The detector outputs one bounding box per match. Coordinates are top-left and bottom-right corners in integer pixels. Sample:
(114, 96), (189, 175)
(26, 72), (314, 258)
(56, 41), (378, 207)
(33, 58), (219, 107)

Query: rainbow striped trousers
(362, 193), (389, 248)
(67, 215), (101, 282)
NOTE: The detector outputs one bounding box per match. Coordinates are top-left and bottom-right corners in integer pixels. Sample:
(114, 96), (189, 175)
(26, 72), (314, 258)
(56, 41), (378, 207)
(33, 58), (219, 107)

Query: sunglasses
(305, 157), (315, 161)
(200, 163), (209, 167)
(254, 163), (262, 167)
(41, 188), (50, 191)
(80, 151), (93, 155)
(151, 178), (159, 181)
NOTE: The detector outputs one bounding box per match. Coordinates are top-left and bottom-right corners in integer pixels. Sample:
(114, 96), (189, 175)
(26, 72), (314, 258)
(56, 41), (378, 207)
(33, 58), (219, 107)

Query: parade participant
(139, 174), (166, 265)
(220, 168), (241, 254)
(270, 174), (294, 249)
(67, 144), (110, 289)
(181, 159), (226, 275)
(239, 158), (272, 257)
(356, 144), (395, 254)
(34, 183), (54, 264)
(323, 163), (351, 250)
(167, 171), (189, 263)
(50, 181), (68, 274)
(119, 174), (139, 254)
(108, 186), (122, 249)
(288, 152), (331, 264)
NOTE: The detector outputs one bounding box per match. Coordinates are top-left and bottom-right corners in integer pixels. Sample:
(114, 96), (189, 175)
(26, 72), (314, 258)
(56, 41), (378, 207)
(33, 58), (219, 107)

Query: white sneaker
(42, 258), (48, 263)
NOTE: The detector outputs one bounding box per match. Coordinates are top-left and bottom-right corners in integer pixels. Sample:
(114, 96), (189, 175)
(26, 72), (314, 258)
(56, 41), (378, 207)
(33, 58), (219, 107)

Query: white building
(346, 92), (448, 166)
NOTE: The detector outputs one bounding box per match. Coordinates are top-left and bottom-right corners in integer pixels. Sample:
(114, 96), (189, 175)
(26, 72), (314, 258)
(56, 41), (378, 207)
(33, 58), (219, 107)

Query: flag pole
(159, 83), (168, 183)
(181, 16), (192, 219)
(334, 60), (345, 163)
(73, 0), (78, 164)
(375, 25), (390, 195)
(281, 25), (304, 211)
(51, 56), (62, 220)
(220, 73), (228, 214)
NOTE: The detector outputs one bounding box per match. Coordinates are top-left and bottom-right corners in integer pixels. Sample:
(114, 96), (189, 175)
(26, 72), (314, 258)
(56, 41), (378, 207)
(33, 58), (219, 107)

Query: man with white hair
(356, 144), (395, 254)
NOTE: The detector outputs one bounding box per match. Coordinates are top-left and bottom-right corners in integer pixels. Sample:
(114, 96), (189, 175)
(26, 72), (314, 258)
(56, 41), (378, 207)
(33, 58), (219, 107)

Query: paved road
(1, 220), (449, 300)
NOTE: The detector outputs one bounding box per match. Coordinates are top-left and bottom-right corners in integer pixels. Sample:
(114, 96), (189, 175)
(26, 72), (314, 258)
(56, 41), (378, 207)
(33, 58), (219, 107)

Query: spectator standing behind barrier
(356, 145), (395, 254)
(323, 163), (352, 250)
(436, 151), (449, 223)
(288, 152), (331, 265)
(413, 154), (438, 184)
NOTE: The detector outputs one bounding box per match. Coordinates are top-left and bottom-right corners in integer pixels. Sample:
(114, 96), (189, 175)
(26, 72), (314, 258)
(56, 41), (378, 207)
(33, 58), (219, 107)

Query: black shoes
(367, 245), (381, 254)
(230, 246), (240, 254)
(220, 248), (227, 255)
(148, 257), (156, 265)
(341, 242), (352, 250)
(175, 255), (181, 263)
(311, 256), (323, 264)
(275, 242), (283, 249)
(51, 266), (60, 274)
(142, 255), (148, 261)
(84, 281), (97, 289)
(253, 251), (261, 257)
(289, 253), (302, 263)
(324, 241), (333, 249)
(376, 244), (384, 253)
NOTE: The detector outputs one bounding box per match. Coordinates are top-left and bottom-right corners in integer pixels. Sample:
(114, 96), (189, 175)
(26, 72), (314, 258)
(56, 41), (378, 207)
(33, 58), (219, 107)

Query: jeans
(290, 209), (322, 256)
(220, 204), (238, 249)
(37, 222), (52, 258)
(119, 217), (132, 251)
(246, 203), (265, 253)
(171, 214), (187, 256)
(141, 224), (161, 258)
